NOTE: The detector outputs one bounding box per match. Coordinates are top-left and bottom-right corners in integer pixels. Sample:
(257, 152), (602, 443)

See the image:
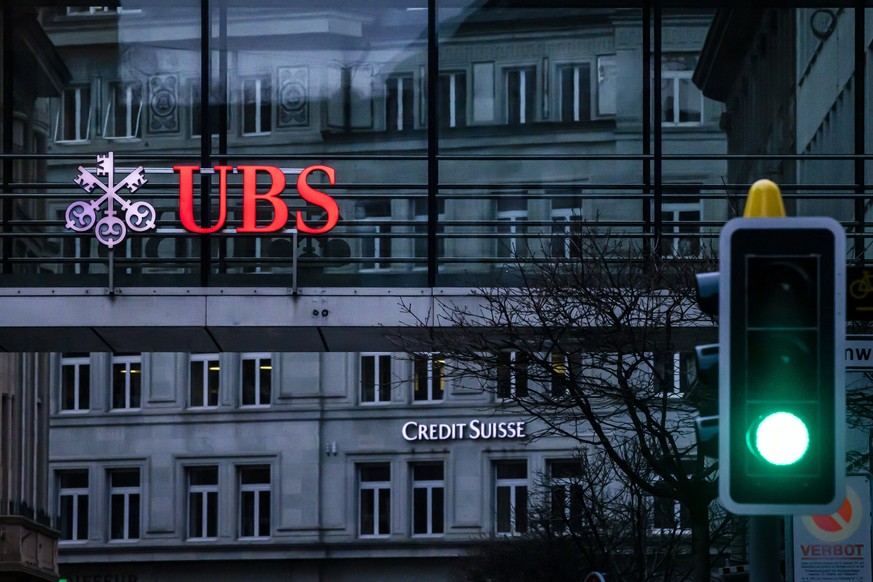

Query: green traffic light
(751, 411), (810, 466)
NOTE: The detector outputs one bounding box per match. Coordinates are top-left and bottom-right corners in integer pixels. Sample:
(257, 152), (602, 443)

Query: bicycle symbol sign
(847, 267), (873, 321)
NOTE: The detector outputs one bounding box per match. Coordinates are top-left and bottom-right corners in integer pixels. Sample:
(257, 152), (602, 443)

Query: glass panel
(111, 469), (139, 488)
(112, 364), (127, 408)
(76, 495), (88, 540)
(79, 367), (90, 408)
(413, 463), (443, 481)
(129, 493), (140, 539)
(377, 487), (391, 535)
(240, 466), (270, 485)
(110, 494), (125, 539)
(360, 488), (375, 535)
(189, 467), (218, 486)
(432, 487), (444, 534)
(496, 486), (510, 532)
(496, 461), (526, 480)
(258, 491), (271, 535)
(191, 361), (204, 407)
(189, 492), (203, 537)
(129, 363), (141, 407)
(360, 464), (390, 482)
(259, 361), (271, 404)
(62, 366), (75, 410)
(516, 486), (528, 533)
(412, 487), (427, 534)
(242, 359), (256, 405)
(59, 495), (74, 539)
(241, 490), (255, 537)
(60, 470), (88, 488)
(361, 356), (375, 402)
(378, 355), (392, 402)
(206, 491), (217, 537)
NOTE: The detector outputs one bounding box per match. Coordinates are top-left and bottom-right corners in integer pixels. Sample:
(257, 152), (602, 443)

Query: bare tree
(399, 230), (731, 581)
(455, 446), (737, 582)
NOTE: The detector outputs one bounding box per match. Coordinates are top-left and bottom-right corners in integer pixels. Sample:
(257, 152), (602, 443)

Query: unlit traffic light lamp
(718, 180), (845, 515)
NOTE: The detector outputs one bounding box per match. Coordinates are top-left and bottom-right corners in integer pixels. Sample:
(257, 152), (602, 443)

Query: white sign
(793, 475), (872, 582)
(401, 419), (526, 441)
(846, 340), (873, 369)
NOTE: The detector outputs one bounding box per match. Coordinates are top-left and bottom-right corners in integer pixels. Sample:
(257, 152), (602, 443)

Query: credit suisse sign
(65, 152), (339, 248)
(402, 420), (526, 441)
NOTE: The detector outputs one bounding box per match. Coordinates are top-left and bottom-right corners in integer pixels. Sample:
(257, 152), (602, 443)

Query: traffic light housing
(719, 217), (845, 515)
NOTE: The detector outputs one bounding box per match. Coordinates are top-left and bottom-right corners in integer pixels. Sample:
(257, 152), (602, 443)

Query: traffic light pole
(749, 516), (782, 581)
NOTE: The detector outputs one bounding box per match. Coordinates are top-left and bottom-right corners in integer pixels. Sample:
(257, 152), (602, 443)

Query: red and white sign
(65, 152), (340, 248)
(793, 475), (872, 582)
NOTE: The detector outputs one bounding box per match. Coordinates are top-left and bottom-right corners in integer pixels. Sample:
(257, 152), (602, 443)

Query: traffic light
(719, 217), (845, 515)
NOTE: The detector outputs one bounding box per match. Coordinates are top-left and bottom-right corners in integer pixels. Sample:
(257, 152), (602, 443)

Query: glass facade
(17, 2), (869, 289)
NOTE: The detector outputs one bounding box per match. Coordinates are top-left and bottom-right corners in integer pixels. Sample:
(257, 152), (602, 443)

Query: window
(550, 198), (584, 259)
(242, 76), (272, 135)
(109, 469), (140, 541)
(386, 74), (414, 132)
(358, 200), (392, 271)
(497, 352), (529, 398)
(58, 470), (88, 541)
(651, 460), (693, 535)
(661, 198), (702, 258)
(61, 356), (90, 412)
(661, 54), (703, 125)
(361, 354), (392, 404)
(439, 72), (467, 129)
(652, 495), (692, 535)
(359, 463), (391, 537)
(558, 64), (591, 122)
(190, 355), (220, 408)
(505, 67), (535, 125)
(54, 86), (92, 142)
(111, 355), (142, 410)
(551, 353), (570, 397)
(413, 353), (444, 402)
(549, 460), (585, 533)
(496, 198), (527, 259)
(104, 80), (143, 138)
(239, 466), (271, 539)
(412, 463), (444, 536)
(188, 466), (218, 539)
(241, 353), (271, 407)
(495, 461), (527, 535)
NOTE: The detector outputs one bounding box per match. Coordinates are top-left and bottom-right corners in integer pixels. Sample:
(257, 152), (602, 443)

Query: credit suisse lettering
(174, 164), (339, 235)
(402, 420), (526, 441)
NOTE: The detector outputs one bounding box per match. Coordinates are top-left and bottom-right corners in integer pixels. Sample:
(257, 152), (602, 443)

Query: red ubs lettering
(175, 164), (339, 235)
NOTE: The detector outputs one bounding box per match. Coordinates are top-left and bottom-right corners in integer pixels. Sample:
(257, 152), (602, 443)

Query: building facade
(0, 1), (869, 581)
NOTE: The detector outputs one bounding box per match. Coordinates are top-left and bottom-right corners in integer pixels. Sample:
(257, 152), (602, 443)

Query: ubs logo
(66, 152), (155, 248)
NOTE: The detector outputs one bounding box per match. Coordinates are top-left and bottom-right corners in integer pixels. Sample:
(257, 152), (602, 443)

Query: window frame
(187, 466), (219, 541)
(189, 354), (220, 409)
(660, 198), (703, 259)
(496, 351), (529, 399)
(548, 459), (585, 534)
(360, 353), (392, 405)
(413, 353), (444, 403)
(504, 65), (536, 125)
(241, 75), (273, 136)
(494, 460), (528, 536)
(111, 355), (142, 411)
(54, 84), (92, 143)
(60, 356), (90, 413)
(238, 465), (271, 540)
(439, 70), (468, 129)
(103, 79), (144, 139)
(359, 463), (392, 538)
(557, 62), (592, 123)
(108, 468), (141, 542)
(58, 469), (89, 543)
(386, 73), (415, 132)
(240, 352), (272, 407)
(660, 55), (704, 127)
(411, 462), (445, 537)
